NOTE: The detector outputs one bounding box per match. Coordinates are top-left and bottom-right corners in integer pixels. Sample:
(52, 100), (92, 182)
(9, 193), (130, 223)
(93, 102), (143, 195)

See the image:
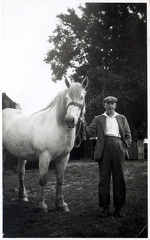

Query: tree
(44, 3), (147, 139)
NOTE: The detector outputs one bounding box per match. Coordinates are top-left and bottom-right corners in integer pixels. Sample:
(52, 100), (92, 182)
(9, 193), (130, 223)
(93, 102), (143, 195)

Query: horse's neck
(32, 103), (66, 129)
(31, 106), (56, 124)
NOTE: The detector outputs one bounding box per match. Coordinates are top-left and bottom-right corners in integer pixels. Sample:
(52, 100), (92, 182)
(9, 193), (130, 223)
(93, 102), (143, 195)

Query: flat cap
(103, 96), (118, 103)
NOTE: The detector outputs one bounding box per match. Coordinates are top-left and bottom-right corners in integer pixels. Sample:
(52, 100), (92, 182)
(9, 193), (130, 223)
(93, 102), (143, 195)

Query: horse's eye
(81, 96), (83, 100)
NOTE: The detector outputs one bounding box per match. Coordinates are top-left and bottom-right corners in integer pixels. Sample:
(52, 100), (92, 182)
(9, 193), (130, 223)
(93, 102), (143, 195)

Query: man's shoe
(100, 207), (109, 218)
(113, 208), (123, 218)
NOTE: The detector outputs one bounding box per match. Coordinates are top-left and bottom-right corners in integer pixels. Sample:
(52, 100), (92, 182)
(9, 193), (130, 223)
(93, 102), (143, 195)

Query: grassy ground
(3, 160), (148, 238)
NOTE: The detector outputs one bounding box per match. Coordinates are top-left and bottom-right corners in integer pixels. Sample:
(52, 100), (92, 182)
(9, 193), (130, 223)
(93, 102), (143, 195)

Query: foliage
(44, 3), (147, 139)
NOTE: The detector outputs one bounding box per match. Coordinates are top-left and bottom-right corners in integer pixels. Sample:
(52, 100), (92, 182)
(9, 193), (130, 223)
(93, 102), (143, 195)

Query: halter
(66, 101), (84, 112)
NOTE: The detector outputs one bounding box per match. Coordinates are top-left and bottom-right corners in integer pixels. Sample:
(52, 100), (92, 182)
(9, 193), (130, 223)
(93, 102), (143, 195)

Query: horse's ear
(82, 76), (89, 89)
(65, 78), (71, 88)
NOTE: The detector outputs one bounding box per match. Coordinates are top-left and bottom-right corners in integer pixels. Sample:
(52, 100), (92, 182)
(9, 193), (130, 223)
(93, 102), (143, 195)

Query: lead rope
(74, 120), (82, 148)
(74, 116), (86, 148)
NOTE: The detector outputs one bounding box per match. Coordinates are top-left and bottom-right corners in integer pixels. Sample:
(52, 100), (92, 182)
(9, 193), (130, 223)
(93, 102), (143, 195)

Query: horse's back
(2, 108), (36, 159)
(3, 108), (25, 121)
(3, 108), (28, 133)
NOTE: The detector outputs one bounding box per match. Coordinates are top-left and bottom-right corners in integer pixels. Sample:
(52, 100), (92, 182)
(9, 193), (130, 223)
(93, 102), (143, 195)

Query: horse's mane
(33, 82), (85, 125)
(32, 89), (67, 123)
(55, 89), (68, 125)
(69, 82), (85, 100)
(42, 89), (68, 113)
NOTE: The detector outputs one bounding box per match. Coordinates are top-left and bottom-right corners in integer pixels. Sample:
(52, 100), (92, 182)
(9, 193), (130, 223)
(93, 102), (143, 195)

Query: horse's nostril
(65, 116), (75, 128)
(65, 116), (74, 122)
(71, 117), (74, 123)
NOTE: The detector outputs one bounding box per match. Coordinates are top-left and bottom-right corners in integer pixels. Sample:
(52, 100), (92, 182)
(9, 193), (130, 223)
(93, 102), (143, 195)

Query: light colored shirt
(103, 112), (121, 138)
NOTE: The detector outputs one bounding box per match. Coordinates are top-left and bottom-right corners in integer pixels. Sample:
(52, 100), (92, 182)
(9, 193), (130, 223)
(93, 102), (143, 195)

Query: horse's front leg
(36, 153), (50, 212)
(18, 159), (28, 201)
(55, 154), (70, 212)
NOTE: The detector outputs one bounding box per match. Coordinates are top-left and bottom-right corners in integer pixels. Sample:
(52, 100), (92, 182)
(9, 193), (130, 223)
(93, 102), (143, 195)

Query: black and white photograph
(1, 0), (148, 238)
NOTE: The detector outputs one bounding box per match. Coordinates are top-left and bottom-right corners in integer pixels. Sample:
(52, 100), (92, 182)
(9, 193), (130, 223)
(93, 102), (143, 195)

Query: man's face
(103, 101), (117, 112)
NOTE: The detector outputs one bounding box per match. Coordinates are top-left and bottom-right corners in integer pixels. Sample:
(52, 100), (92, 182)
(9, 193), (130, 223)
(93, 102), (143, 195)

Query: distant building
(2, 93), (20, 109)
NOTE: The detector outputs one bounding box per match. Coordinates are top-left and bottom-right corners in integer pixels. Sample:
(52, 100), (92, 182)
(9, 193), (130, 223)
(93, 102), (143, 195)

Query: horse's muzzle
(65, 116), (76, 128)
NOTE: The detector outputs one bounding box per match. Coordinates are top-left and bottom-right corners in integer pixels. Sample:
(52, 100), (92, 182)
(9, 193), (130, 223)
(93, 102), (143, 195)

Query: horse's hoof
(36, 202), (48, 213)
(64, 206), (70, 212)
(19, 197), (28, 202)
(36, 207), (48, 213)
(57, 206), (70, 212)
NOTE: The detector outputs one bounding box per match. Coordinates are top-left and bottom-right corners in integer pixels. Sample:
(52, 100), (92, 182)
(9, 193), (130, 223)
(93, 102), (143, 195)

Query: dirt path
(3, 160), (147, 238)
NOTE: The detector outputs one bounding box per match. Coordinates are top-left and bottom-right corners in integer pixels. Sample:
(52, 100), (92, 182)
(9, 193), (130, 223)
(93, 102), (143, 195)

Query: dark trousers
(98, 136), (126, 208)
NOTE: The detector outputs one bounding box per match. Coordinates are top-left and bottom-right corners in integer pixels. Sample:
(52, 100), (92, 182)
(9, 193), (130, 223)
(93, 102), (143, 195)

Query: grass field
(3, 160), (148, 238)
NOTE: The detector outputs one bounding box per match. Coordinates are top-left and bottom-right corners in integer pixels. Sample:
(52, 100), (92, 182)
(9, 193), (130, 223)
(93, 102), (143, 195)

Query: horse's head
(64, 77), (88, 128)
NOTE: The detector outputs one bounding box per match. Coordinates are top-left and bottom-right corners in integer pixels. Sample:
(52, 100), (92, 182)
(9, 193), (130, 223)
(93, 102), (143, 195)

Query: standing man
(86, 96), (132, 218)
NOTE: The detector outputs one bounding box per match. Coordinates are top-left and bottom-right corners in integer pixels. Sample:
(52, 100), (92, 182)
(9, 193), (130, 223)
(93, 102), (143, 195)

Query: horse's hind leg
(55, 154), (70, 212)
(3, 148), (6, 172)
(18, 159), (28, 201)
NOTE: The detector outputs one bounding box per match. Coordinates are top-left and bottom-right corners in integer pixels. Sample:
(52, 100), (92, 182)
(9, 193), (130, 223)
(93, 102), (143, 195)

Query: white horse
(3, 77), (88, 212)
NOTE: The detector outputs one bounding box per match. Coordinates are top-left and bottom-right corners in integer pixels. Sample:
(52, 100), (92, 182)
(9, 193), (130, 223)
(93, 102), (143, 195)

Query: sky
(0, 0), (84, 114)
(0, 0), (149, 115)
